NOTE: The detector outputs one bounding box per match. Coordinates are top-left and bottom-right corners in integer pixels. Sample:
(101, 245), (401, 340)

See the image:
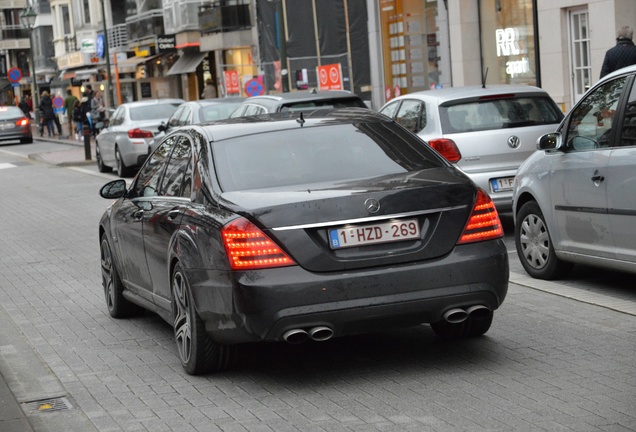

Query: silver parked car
(0, 106), (33, 144)
(96, 98), (184, 176)
(229, 90), (367, 117)
(513, 65), (636, 280)
(380, 85), (564, 212)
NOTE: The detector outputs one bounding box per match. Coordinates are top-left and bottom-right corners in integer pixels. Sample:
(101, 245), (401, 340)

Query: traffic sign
(224, 70), (240, 95)
(244, 78), (265, 97)
(8, 67), (22, 83)
(53, 96), (64, 109)
(316, 64), (343, 91)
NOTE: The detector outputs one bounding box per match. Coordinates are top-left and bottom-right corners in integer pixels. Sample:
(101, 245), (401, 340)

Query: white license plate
(329, 218), (420, 249)
(490, 177), (515, 193)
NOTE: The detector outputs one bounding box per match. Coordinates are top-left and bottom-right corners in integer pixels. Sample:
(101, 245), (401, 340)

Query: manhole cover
(23, 396), (74, 413)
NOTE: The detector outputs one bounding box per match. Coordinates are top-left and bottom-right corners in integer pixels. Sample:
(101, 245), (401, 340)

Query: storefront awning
(114, 54), (160, 73)
(60, 71), (76, 80)
(74, 68), (99, 81)
(167, 52), (206, 76)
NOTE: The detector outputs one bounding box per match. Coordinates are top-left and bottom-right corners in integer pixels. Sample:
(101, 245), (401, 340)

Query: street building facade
(1, 0), (635, 112)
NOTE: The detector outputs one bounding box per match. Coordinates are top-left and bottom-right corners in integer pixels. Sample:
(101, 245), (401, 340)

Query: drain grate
(23, 396), (74, 413)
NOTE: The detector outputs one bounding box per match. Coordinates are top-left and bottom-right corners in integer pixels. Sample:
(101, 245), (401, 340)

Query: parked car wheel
(96, 144), (112, 173)
(100, 235), (143, 318)
(515, 201), (573, 280)
(172, 263), (236, 375)
(430, 309), (493, 340)
(115, 146), (132, 177)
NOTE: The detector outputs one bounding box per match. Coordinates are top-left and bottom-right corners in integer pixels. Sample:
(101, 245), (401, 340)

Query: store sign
(157, 35), (176, 52)
(96, 34), (105, 58)
(81, 39), (96, 53)
(224, 70), (240, 94)
(496, 27), (530, 79)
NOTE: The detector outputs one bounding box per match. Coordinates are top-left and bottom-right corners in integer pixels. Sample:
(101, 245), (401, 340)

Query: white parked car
(96, 98), (184, 177)
(513, 65), (636, 280)
(380, 85), (564, 212)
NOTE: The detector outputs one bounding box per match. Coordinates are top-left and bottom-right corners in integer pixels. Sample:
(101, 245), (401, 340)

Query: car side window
(565, 76), (627, 151)
(395, 100), (426, 133)
(619, 79), (636, 147)
(131, 136), (176, 198)
(160, 137), (192, 198)
(110, 108), (124, 126)
(244, 105), (265, 116)
(179, 107), (192, 125)
(379, 101), (400, 120)
(168, 107), (184, 127)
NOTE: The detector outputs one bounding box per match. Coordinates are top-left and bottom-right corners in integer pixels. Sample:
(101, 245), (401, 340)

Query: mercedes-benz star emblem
(507, 135), (521, 149)
(364, 198), (380, 214)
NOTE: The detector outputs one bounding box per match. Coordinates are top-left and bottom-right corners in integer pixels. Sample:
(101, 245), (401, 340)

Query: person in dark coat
(600, 26), (636, 78)
(18, 97), (31, 118)
(39, 91), (56, 137)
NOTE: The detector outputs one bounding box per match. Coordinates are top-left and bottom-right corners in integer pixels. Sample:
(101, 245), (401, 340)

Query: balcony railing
(108, 24), (128, 49)
(199, 2), (251, 34)
(126, 10), (164, 43)
(0, 25), (30, 41)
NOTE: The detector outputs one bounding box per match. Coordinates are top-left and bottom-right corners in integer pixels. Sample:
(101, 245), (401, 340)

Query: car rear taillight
(428, 138), (462, 163)
(222, 217), (295, 270)
(457, 189), (503, 244)
(128, 128), (154, 139)
(16, 117), (30, 127)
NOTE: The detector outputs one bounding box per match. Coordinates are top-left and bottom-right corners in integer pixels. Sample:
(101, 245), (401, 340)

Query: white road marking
(0, 162), (17, 170)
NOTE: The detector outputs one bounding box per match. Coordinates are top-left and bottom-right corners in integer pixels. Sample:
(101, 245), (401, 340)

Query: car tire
(515, 201), (573, 280)
(96, 143), (112, 173)
(100, 234), (144, 318)
(430, 309), (493, 340)
(115, 146), (132, 177)
(172, 263), (236, 375)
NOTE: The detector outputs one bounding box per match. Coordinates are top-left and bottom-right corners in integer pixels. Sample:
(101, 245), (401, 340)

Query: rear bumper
(187, 239), (509, 344)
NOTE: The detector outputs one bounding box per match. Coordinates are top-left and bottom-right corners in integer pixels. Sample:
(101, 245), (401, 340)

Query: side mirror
(537, 132), (562, 151)
(158, 122), (167, 132)
(100, 179), (127, 199)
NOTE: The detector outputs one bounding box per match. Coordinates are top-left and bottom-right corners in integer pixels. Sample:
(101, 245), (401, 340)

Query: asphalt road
(0, 139), (635, 432)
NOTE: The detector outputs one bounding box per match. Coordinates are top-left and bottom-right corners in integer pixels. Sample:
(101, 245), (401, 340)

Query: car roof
(599, 64), (636, 82)
(120, 98), (186, 108)
(388, 84), (551, 105)
(244, 90), (360, 103)
(194, 108), (390, 142)
(194, 97), (246, 106)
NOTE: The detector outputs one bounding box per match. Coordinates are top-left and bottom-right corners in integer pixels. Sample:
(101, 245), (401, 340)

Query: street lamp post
(100, 0), (114, 108)
(20, 6), (39, 129)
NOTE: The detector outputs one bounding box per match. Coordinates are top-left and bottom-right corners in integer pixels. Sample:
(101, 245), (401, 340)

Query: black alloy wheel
(172, 263), (236, 375)
(100, 234), (143, 318)
(115, 147), (132, 177)
(515, 201), (573, 280)
(96, 143), (112, 173)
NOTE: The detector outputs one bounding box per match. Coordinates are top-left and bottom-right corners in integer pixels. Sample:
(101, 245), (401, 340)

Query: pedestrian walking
(64, 89), (78, 138)
(600, 26), (636, 78)
(91, 91), (105, 136)
(18, 97), (31, 118)
(201, 78), (217, 99)
(80, 93), (92, 138)
(39, 91), (56, 137)
(72, 99), (84, 140)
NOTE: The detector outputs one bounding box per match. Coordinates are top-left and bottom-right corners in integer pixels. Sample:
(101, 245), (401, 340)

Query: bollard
(83, 123), (92, 160)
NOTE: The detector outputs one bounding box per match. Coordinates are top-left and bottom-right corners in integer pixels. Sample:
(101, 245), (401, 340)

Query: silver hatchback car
(96, 98), (184, 176)
(380, 85), (563, 212)
(513, 65), (636, 280)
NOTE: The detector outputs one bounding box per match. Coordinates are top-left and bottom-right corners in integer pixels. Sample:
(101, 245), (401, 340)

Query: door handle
(591, 170), (605, 183)
(167, 209), (180, 220)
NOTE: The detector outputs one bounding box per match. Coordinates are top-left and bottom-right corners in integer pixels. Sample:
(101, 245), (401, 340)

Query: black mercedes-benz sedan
(98, 108), (509, 375)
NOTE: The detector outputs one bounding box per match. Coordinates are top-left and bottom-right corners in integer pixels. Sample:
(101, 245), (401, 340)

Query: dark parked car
(229, 90), (367, 117)
(149, 97), (245, 153)
(99, 109), (509, 374)
(0, 106), (33, 144)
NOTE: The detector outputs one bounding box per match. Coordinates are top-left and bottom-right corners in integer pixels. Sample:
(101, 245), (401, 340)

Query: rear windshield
(130, 103), (181, 121)
(213, 122), (444, 191)
(0, 106), (24, 119)
(440, 96), (563, 134)
(279, 97), (367, 112)
(200, 103), (243, 122)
